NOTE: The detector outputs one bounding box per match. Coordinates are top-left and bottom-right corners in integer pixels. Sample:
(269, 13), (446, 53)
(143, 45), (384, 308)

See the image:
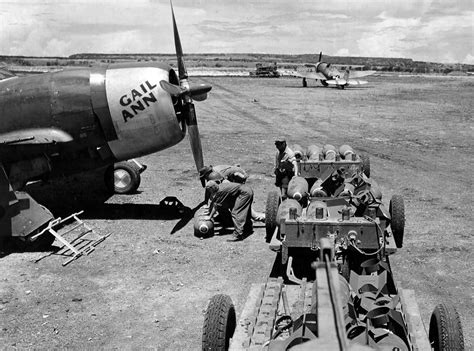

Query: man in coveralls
(274, 137), (298, 199)
(205, 180), (254, 241)
(198, 164), (248, 187)
(199, 165), (265, 221)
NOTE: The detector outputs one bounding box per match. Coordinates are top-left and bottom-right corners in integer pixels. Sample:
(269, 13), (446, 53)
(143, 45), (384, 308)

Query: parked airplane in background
(0, 4), (211, 246)
(287, 52), (375, 89)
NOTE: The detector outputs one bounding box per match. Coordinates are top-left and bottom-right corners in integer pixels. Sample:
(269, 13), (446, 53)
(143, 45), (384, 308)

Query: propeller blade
(171, 1), (188, 82)
(319, 51), (322, 62)
(169, 2), (208, 173)
(185, 104), (204, 171)
(160, 81), (212, 101)
(160, 80), (184, 97)
(189, 84), (212, 101)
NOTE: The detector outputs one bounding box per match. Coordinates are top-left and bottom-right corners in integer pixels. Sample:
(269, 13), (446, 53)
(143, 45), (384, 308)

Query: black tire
(105, 161), (141, 194)
(361, 154), (370, 178)
(429, 304), (464, 351)
(321, 80), (328, 87)
(389, 195), (405, 248)
(302, 78), (307, 87)
(265, 191), (281, 243)
(202, 294), (236, 351)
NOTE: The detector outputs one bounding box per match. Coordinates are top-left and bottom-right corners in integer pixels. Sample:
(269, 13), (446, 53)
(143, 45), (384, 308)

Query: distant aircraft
(0, 4), (211, 246)
(287, 52), (375, 89)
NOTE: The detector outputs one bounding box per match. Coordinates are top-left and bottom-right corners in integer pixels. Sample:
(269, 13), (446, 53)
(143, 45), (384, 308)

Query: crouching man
(199, 165), (265, 222)
(205, 180), (254, 241)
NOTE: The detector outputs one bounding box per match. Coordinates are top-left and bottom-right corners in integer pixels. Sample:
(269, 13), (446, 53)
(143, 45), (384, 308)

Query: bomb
(287, 176), (309, 201)
(276, 199), (303, 223)
(291, 144), (305, 161)
(339, 144), (354, 160)
(193, 206), (214, 238)
(322, 144), (337, 160)
(307, 200), (328, 219)
(306, 144), (322, 161)
(310, 179), (328, 197)
(369, 179), (382, 200)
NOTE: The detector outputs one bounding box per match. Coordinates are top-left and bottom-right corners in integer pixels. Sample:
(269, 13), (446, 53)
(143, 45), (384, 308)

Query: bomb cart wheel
(265, 191), (281, 243)
(202, 294), (236, 351)
(429, 303), (464, 351)
(361, 154), (370, 178)
(105, 161), (141, 194)
(389, 195), (405, 248)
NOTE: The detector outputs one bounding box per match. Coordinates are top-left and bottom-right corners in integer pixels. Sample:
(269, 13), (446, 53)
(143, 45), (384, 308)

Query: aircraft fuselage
(0, 62), (185, 188)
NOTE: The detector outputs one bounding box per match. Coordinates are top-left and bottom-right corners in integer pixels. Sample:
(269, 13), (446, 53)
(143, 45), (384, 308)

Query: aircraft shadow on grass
(24, 171), (197, 220)
(83, 196), (201, 222)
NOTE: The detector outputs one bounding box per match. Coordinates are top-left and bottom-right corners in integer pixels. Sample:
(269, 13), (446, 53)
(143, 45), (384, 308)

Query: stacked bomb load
(201, 143), (464, 351)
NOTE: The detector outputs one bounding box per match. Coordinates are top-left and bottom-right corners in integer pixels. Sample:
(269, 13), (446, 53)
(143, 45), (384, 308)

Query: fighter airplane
(287, 52), (375, 89)
(0, 4), (211, 246)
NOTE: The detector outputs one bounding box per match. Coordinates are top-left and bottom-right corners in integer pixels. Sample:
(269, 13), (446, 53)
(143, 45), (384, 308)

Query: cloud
(463, 54), (474, 64)
(0, 0), (472, 62)
(335, 48), (350, 56)
(356, 9), (473, 62)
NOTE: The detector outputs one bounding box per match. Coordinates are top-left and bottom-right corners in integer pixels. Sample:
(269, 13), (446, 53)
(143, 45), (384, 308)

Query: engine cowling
(92, 62), (185, 161)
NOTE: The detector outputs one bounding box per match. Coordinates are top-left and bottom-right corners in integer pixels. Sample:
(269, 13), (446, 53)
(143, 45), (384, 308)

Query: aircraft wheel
(265, 191), (281, 243)
(321, 80), (328, 87)
(389, 195), (405, 248)
(429, 303), (464, 351)
(202, 294), (236, 351)
(302, 78), (307, 87)
(361, 154), (371, 178)
(105, 161), (141, 194)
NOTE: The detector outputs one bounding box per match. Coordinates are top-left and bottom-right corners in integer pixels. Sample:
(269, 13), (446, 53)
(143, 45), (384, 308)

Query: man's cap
(275, 136), (286, 143)
(199, 166), (213, 179)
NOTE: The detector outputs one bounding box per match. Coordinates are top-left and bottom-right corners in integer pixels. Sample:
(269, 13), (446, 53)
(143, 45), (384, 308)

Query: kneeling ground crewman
(199, 165), (265, 222)
(206, 180), (254, 241)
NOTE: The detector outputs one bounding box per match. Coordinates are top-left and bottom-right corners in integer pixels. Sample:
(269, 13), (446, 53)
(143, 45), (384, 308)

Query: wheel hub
(114, 169), (132, 190)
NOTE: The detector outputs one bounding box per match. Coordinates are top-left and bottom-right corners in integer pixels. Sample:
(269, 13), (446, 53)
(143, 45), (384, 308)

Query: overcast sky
(1, 0), (472, 64)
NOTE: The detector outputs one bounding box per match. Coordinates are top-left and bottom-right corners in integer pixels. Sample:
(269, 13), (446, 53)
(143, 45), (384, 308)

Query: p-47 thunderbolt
(288, 52), (375, 89)
(0, 4), (211, 246)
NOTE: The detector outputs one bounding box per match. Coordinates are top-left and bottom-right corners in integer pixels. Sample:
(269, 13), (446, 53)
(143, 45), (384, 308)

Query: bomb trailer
(202, 145), (464, 351)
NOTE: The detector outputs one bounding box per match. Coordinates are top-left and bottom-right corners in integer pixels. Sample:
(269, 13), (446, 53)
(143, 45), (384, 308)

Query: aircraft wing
(326, 79), (369, 86)
(284, 70), (327, 80)
(0, 128), (73, 145)
(348, 70), (375, 78)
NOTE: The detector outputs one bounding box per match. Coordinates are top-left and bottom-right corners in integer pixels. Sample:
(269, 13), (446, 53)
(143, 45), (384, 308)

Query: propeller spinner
(160, 3), (212, 172)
